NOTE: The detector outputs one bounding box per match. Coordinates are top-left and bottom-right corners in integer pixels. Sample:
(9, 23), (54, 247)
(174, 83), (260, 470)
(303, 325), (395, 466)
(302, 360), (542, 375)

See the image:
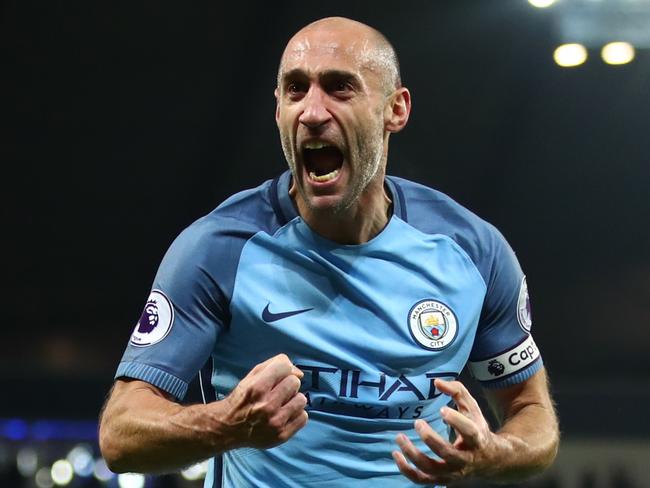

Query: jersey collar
(270, 170), (407, 226)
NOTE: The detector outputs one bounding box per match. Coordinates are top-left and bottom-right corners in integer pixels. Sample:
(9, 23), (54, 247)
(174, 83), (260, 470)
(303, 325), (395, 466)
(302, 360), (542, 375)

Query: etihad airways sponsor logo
(295, 363), (458, 419)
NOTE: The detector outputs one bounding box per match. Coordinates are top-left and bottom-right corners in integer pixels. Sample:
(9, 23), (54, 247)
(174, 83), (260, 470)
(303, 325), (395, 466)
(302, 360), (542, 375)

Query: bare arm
(99, 354), (308, 474)
(393, 368), (559, 485)
(481, 367), (559, 480)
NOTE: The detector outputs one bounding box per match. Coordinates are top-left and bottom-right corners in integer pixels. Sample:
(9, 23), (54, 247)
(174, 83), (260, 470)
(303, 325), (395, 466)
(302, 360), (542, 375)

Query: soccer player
(99, 17), (559, 487)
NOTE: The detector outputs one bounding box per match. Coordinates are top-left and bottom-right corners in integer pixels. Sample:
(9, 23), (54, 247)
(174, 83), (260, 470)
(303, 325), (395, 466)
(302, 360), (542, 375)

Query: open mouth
(302, 141), (344, 183)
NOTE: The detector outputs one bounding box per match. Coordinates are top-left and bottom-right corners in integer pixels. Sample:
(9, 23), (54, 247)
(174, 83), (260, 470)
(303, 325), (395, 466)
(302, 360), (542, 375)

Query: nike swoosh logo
(262, 303), (313, 323)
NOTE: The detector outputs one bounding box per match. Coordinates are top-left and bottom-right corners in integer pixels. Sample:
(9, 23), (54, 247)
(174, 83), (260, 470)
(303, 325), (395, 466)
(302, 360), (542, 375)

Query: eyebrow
(280, 68), (362, 86)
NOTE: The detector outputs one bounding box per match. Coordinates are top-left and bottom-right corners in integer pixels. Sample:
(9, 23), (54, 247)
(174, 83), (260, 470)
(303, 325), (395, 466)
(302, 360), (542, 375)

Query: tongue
(306, 147), (343, 175)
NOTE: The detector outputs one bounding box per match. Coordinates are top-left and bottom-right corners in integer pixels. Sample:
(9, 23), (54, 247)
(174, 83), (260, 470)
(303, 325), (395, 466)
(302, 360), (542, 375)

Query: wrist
(471, 432), (517, 480)
(195, 397), (251, 453)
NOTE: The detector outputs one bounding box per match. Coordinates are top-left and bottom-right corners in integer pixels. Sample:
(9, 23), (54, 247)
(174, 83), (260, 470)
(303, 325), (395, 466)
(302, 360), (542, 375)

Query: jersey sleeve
(115, 222), (228, 400)
(468, 227), (543, 388)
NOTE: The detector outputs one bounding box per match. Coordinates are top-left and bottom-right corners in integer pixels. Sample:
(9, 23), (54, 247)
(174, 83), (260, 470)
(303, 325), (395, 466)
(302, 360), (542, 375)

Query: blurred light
(35, 467), (54, 488)
(0, 419), (98, 442)
(32, 420), (98, 441)
(554, 43), (588, 67)
(66, 445), (94, 477)
(181, 460), (209, 481)
(93, 458), (115, 482)
(0, 419), (28, 440)
(51, 459), (74, 486)
(601, 42), (635, 65)
(17, 447), (39, 477)
(118, 472), (145, 488)
(528, 0), (556, 8)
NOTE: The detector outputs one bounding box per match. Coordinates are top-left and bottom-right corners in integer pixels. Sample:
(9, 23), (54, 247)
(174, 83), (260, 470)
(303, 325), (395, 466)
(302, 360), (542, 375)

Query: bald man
(99, 17), (559, 487)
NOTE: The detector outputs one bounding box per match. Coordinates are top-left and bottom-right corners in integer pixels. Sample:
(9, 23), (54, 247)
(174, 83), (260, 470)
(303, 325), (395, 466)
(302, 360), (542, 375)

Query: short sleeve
(468, 229), (543, 388)
(115, 223), (227, 400)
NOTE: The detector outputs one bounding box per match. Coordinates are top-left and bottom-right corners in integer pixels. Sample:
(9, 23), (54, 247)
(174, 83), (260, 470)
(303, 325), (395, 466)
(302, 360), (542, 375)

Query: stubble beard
(280, 119), (385, 216)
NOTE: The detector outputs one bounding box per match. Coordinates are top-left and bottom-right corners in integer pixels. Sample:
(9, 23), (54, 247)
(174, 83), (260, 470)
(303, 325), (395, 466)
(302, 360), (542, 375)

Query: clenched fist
(217, 354), (309, 449)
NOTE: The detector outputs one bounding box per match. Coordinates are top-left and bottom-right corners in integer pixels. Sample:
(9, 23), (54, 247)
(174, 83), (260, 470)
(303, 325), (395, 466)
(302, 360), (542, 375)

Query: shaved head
(274, 15), (412, 231)
(278, 17), (401, 94)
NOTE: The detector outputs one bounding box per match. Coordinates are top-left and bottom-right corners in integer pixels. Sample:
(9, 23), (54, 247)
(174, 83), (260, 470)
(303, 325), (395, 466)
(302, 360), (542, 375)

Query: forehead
(281, 29), (377, 77)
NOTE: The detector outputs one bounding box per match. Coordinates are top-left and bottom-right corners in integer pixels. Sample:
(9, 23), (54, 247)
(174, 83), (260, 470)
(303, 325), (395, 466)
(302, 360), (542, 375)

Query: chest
(212, 227), (486, 412)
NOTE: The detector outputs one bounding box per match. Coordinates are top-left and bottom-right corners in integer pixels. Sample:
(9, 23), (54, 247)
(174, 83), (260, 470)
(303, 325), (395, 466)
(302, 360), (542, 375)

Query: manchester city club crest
(130, 289), (174, 347)
(408, 299), (458, 351)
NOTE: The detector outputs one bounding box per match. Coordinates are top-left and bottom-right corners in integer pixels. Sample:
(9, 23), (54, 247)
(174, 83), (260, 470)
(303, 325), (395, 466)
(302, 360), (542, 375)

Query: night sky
(3, 1), (649, 434)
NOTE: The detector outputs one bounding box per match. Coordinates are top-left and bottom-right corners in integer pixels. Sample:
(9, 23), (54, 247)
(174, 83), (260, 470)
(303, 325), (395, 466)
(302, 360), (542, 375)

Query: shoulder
(161, 177), (287, 271)
(387, 176), (507, 271)
(178, 178), (282, 244)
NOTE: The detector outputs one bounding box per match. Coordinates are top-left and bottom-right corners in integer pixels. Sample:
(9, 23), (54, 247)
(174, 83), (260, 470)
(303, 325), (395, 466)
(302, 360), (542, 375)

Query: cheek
(278, 112), (299, 137)
(277, 120), (293, 143)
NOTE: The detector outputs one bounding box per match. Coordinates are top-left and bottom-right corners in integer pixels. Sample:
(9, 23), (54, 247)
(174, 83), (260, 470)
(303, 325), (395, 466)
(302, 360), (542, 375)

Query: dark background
(3, 0), (649, 441)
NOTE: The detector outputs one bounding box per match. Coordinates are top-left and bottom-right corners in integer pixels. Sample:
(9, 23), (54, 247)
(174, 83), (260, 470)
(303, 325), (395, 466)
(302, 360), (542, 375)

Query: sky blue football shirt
(116, 171), (542, 487)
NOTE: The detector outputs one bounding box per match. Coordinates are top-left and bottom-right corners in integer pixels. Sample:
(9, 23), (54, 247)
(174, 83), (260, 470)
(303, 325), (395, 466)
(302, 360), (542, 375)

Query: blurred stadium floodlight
(601, 41), (636, 64)
(66, 444), (95, 477)
(17, 447), (39, 477)
(529, 0), (558, 8)
(554, 43), (588, 66)
(35, 467), (53, 488)
(51, 459), (74, 486)
(92, 457), (115, 482)
(531, 0), (650, 65)
(118, 472), (146, 488)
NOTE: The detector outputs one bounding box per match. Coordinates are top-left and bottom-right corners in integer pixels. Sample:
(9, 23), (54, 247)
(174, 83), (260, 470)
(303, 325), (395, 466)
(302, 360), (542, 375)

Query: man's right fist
(216, 354), (308, 449)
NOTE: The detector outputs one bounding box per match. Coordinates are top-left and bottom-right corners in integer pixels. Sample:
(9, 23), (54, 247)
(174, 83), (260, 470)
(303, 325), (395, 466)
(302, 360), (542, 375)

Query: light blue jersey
(116, 171), (542, 487)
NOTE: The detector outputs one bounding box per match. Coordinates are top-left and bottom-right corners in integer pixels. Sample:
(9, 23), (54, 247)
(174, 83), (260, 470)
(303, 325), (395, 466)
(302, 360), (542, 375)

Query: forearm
(478, 372), (559, 482)
(477, 402), (559, 482)
(99, 381), (236, 474)
(99, 356), (307, 474)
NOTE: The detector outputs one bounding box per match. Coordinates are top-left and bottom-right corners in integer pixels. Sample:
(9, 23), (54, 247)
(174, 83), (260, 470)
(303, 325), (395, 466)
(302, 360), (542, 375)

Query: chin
(304, 193), (350, 214)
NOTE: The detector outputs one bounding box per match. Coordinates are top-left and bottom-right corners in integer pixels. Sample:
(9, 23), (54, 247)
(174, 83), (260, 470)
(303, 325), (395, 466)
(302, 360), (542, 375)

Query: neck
(291, 170), (392, 245)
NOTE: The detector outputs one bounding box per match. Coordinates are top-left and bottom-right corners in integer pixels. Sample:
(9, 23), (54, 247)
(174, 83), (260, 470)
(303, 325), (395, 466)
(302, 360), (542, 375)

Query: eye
(286, 82), (307, 97)
(334, 81), (352, 93)
(326, 78), (355, 99)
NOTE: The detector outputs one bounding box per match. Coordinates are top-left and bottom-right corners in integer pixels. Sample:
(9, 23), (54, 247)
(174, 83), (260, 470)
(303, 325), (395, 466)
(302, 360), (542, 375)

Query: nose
(298, 87), (332, 130)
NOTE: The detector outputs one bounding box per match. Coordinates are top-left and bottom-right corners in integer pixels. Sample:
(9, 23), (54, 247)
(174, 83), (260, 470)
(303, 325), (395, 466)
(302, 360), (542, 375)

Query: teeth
(304, 141), (330, 150)
(309, 169), (340, 182)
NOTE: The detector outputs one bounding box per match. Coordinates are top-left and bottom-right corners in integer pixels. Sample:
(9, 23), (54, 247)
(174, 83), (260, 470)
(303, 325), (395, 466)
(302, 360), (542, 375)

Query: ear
(274, 88), (280, 123)
(384, 87), (411, 133)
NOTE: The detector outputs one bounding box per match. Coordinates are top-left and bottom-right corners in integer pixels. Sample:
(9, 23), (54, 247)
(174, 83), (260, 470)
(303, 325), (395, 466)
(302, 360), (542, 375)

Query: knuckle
(247, 384), (265, 400)
(267, 416), (284, 432)
(276, 431), (287, 442)
(419, 429), (434, 443)
(288, 375), (302, 391)
(296, 393), (308, 408)
(250, 402), (271, 420)
(276, 353), (290, 364)
(437, 444), (454, 460)
(453, 381), (466, 395)
(296, 410), (308, 425)
(277, 429), (292, 443)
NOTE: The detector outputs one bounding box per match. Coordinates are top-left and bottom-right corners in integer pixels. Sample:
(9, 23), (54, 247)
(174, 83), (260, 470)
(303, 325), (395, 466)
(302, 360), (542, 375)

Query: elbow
(528, 423), (561, 476)
(542, 426), (561, 469)
(539, 408), (561, 471)
(98, 419), (130, 474)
